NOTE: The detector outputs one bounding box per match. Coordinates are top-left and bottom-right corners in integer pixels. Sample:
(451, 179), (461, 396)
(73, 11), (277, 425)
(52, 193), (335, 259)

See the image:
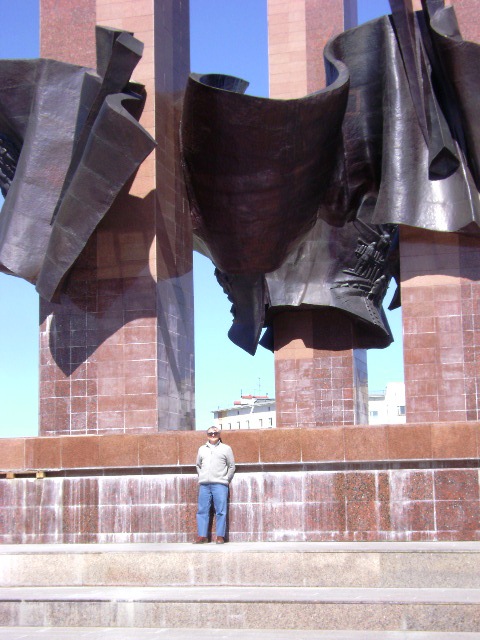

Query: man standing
(194, 427), (235, 544)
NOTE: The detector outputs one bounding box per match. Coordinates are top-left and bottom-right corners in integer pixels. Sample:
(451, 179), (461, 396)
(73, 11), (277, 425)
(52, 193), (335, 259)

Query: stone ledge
(0, 422), (479, 473)
(1, 459), (479, 479)
(0, 630), (476, 640)
(2, 585), (480, 603)
(0, 585), (479, 631)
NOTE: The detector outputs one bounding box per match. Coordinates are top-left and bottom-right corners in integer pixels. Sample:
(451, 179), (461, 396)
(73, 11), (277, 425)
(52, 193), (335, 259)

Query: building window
(370, 410), (378, 417)
(269, 417), (273, 426)
(228, 423), (231, 429)
(237, 421), (240, 429)
(259, 418), (263, 427)
(398, 406), (406, 416)
(246, 420), (249, 428)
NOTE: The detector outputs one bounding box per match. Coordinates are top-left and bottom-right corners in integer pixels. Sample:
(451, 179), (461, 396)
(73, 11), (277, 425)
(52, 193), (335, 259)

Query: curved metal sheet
(182, 68), (349, 275)
(0, 26), (156, 301)
(182, 1), (480, 354)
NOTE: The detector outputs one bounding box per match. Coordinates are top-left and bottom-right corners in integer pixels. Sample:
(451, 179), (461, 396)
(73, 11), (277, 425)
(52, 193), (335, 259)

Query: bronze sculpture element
(182, 0), (480, 355)
(0, 27), (155, 301)
(1, 0), (478, 358)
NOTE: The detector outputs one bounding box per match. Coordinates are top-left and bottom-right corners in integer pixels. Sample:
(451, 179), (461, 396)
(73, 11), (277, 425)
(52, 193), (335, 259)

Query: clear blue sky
(0, 0), (400, 437)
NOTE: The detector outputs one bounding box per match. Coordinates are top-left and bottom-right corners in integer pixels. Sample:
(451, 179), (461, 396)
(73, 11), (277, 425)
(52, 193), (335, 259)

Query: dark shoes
(193, 536), (226, 544)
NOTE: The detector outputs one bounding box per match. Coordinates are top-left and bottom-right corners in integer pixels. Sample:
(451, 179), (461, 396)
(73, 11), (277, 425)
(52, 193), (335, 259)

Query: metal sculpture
(0, 27), (155, 301)
(182, 0), (480, 354)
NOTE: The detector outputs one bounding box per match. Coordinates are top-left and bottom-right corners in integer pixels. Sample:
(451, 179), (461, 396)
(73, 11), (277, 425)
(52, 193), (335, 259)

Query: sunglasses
(207, 431), (219, 436)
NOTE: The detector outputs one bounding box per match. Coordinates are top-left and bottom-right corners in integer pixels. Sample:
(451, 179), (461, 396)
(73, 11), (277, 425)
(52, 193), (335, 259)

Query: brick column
(268, 0), (356, 97)
(274, 310), (368, 428)
(401, 228), (480, 423)
(268, 0), (367, 427)
(39, 0), (193, 435)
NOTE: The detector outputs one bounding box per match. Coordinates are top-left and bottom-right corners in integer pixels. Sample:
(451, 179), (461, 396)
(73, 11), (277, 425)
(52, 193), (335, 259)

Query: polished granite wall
(38, 0), (194, 436)
(1, 426), (478, 542)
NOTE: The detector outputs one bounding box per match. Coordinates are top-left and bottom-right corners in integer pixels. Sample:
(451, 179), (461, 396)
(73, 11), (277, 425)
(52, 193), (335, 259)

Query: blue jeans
(196, 483), (229, 537)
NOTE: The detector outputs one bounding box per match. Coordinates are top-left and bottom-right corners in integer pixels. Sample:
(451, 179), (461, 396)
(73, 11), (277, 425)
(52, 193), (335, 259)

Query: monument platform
(1, 425), (479, 543)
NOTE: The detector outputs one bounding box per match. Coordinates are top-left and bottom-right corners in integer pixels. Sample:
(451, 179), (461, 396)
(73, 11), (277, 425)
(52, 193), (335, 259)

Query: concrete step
(0, 585), (479, 631)
(2, 541), (480, 588)
(0, 628), (478, 639)
(2, 542), (479, 633)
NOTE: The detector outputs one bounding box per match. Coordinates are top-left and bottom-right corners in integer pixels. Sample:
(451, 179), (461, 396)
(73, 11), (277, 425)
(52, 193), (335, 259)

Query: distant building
(368, 382), (406, 425)
(211, 384), (405, 429)
(212, 395), (276, 430)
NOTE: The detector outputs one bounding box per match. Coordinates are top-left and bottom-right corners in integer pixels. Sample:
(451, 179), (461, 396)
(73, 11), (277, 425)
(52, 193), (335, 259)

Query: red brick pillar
(274, 310), (368, 428)
(39, 0), (193, 435)
(268, 0), (367, 427)
(401, 228), (480, 423)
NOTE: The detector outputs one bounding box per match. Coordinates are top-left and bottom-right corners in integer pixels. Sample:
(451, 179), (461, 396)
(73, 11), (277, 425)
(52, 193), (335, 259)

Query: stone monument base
(1, 424), (479, 542)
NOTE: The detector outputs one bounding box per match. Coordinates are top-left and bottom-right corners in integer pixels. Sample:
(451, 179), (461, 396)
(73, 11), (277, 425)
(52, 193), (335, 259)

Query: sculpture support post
(268, 0), (368, 427)
(39, 0), (194, 435)
(274, 310), (368, 427)
(401, 228), (480, 422)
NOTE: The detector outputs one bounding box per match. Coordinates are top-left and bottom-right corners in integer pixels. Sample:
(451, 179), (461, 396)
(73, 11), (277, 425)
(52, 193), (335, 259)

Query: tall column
(268, 0), (367, 428)
(400, 0), (480, 423)
(268, 0), (357, 97)
(39, 0), (194, 435)
(401, 229), (480, 423)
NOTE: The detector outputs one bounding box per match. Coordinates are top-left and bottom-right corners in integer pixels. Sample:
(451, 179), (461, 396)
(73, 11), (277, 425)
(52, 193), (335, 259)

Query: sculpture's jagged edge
(36, 91), (156, 300)
(0, 26), (156, 301)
